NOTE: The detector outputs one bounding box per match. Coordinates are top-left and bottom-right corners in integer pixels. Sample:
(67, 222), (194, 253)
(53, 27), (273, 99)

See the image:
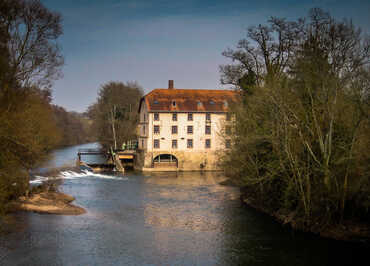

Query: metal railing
(78, 149), (107, 154)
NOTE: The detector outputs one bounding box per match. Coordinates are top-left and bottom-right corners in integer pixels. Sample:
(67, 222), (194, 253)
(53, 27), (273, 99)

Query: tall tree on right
(220, 8), (370, 229)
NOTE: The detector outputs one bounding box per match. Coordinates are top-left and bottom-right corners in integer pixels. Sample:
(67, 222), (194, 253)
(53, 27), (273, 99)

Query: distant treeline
(52, 105), (95, 147)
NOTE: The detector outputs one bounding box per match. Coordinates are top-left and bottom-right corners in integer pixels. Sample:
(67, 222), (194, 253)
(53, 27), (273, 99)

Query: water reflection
(1, 158), (368, 265)
(142, 172), (238, 233)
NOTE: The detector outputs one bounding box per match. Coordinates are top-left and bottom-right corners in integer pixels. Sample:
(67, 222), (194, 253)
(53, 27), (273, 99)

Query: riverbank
(11, 191), (86, 215)
(239, 187), (370, 243)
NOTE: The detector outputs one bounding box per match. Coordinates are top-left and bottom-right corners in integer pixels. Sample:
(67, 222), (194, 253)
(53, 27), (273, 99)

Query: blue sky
(41, 0), (370, 112)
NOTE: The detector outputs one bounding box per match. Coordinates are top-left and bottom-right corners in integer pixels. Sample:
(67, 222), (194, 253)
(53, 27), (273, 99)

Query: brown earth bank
(239, 190), (370, 243)
(10, 191), (86, 215)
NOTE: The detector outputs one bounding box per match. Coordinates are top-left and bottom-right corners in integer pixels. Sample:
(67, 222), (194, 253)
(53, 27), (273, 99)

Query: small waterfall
(30, 170), (128, 184)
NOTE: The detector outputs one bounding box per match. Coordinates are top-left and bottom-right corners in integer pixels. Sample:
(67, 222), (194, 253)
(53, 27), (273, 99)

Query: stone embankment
(13, 191), (86, 215)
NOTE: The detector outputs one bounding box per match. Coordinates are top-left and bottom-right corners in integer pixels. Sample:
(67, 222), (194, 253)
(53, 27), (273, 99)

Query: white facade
(137, 103), (231, 171)
(139, 112), (228, 151)
(135, 84), (236, 171)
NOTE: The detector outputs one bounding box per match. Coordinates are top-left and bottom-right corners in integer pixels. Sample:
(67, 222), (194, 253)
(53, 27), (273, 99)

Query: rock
(13, 191), (86, 215)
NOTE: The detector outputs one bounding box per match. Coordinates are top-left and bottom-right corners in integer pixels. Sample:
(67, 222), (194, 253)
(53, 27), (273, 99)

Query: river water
(0, 143), (367, 265)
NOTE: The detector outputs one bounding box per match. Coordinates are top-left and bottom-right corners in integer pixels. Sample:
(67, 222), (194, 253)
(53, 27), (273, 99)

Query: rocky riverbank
(11, 191), (86, 215)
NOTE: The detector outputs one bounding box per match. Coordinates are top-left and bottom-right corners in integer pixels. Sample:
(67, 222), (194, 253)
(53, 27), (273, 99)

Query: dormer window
(197, 101), (202, 107)
(224, 100), (228, 107)
(154, 100), (159, 104)
(210, 100), (215, 105)
(172, 100), (176, 107)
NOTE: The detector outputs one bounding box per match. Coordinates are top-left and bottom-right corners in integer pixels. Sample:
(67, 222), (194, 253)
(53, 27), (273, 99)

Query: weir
(77, 145), (137, 173)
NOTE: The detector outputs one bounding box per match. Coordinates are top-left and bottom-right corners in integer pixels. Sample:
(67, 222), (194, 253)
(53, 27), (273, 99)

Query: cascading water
(30, 170), (128, 184)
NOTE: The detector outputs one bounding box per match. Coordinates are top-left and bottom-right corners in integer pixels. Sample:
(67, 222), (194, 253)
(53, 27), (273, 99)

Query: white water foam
(30, 170), (128, 184)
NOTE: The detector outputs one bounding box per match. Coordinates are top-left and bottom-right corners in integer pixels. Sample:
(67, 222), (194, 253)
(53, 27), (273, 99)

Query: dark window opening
(172, 125), (178, 134)
(187, 125), (193, 134)
(154, 113), (159, 121)
(154, 125), (160, 134)
(205, 139), (211, 149)
(172, 113), (177, 121)
(205, 125), (211, 135)
(187, 139), (193, 148)
(206, 113), (211, 121)
(188, 113), (193, 121)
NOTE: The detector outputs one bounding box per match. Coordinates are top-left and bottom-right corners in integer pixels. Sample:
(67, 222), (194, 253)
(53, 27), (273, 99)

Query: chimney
(168, 80), (174, 90)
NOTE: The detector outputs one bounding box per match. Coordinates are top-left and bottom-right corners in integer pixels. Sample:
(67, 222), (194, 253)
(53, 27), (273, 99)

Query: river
(0, 143), (367, 265)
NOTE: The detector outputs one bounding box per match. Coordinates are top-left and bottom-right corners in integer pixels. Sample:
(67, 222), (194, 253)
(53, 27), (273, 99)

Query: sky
(41, 0), (370, 112)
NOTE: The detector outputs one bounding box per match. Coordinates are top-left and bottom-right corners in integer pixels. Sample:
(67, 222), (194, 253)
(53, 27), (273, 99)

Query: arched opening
(153, 154), (178, 168)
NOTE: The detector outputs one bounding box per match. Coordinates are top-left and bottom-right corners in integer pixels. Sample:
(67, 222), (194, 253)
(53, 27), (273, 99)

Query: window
(226, 139), (231, 149)
(172, 139), (177, 149)
(187, 139), (193, 148)
(172, 100), (176, 107)
(154, 113), (159, 121)
(187, 125), (193, 134)
(225, 126), (231, 135)
(154, 100), (159, 104)
(143, 113), (146, 122)
(206, 113), (211, 121)
(154, 125), (160, 134)
(188, 113), (193, 121)
(210, 100), (215, 105)
(171, 125), (178, 134)
(172, 113), (177, 121)
(142, 125), (145, 135)
(154, 139), (160, 149)
(226, 112), (231, 121)
(197, 101), (202, 107)
(141, 139), (144, 148)
(205, 139), (211, 149)
(205, 125), (211, 135)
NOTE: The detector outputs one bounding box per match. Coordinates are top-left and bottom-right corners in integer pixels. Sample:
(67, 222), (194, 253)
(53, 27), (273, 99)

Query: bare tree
(1, 0), (63, 88)
(89, 81), (143, 150)
(220, 16), (304, 88)
(220, 8), (370, 228)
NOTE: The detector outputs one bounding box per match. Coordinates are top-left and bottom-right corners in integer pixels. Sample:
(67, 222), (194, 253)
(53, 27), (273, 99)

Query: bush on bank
(220, 8), (370, 231)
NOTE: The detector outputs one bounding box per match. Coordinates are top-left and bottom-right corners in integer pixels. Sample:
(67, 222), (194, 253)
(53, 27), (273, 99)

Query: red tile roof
(140, 89), (238, 113)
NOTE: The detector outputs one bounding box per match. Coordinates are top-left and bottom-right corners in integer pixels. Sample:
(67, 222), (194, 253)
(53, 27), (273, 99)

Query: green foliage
(52, 106), (95, 147)
(0, 0), (63, 214)
(88, 81), (143, 149)
(220, 8), (370, 229)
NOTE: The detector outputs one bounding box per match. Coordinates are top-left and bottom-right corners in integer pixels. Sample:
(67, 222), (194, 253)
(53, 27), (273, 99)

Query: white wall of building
(141, 112), (228, 151)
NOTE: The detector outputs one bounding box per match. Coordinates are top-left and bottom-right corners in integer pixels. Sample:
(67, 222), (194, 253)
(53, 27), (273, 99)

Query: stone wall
(135, 150), (223, 171)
